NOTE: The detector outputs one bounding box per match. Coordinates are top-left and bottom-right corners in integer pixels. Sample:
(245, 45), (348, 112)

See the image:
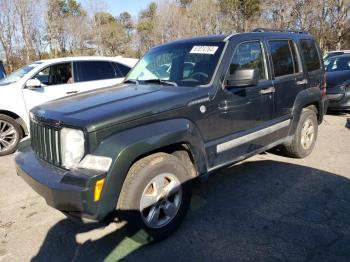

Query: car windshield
(325, 56), (350, 72)
(0, 62), (42, 86)
(126, 42), (225, 87)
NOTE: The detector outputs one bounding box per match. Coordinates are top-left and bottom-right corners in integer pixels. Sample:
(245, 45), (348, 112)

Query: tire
(0, 114), (23, 156)
(283, 108), (318, 158)
(117, 152), (192, 243)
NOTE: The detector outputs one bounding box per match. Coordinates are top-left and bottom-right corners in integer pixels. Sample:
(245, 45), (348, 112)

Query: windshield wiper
(141, 79), (178, 87)
(124, 79), (139, 85)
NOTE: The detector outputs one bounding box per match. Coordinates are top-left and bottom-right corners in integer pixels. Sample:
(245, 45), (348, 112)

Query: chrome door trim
(216, 119), (291, 153)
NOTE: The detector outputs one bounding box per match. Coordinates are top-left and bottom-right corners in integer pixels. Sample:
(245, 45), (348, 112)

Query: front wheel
(283, 108), (318, 158)
(0, 114), (23, 156)
(117, 153), (193, 242)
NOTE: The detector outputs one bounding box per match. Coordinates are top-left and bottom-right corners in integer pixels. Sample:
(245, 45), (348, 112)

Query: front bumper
(15, 139), (108, 221)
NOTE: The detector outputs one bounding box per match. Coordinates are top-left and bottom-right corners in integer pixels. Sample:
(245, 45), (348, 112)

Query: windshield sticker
(190, 46), (219, 55)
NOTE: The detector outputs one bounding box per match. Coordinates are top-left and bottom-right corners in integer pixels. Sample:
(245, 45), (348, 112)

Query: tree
(92, 12), (131, 56)
(219, 0), (261, 32)
(0, 0), (16, 71)
(117, 12), (134, 35)
(330, 0), (350, 49)
(46, 0), (86, 55)
(137, 2), (158, 55)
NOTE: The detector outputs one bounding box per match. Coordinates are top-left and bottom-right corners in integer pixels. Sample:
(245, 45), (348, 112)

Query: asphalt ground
(0, 113), (349, 262)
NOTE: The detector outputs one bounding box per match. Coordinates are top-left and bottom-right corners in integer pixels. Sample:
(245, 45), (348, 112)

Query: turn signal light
(94, 178), (105, 202)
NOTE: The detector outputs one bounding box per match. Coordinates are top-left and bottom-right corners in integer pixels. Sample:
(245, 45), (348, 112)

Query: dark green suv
(15, 30), (327, 241)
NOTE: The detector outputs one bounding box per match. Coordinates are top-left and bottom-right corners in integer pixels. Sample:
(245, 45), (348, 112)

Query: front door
(23, 62), (77, 112)
(207, 40), (273, 168)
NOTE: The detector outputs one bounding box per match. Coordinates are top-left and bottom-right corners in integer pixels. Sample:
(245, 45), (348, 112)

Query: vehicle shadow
(326, 110), (350, 117)
(32, 160), (350, 262)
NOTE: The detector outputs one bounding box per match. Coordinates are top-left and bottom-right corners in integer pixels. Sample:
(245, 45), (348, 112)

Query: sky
(78, 0), (157, 17)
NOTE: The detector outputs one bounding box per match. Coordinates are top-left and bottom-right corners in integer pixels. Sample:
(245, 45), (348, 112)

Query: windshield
(325, 56), (350, 72)
(127, 42), (225, 87)
(0, 62), (42, 86)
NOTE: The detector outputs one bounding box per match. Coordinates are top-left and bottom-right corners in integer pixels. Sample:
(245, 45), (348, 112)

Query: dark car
(15, 29), (327, 242)
(323, 50), (350, 61)
(325, 54), (350, 110)
(0, 61), (6, 79)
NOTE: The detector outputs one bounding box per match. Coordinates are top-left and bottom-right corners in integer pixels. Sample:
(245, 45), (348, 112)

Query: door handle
(260, 86), (275, 95)
(296, 79), (308, 85)
(66, 91), (78, 94)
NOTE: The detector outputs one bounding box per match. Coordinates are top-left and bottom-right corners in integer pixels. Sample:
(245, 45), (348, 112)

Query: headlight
(60, 128), (85, 169)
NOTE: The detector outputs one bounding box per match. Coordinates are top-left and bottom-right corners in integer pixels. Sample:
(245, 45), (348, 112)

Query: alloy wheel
(0, 120), (17, 153)
(139, 173), (182, 229)
(300, 118), (315, 150)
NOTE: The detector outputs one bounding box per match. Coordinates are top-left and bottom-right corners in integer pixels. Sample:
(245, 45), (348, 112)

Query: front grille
(30, 120), (62, 166)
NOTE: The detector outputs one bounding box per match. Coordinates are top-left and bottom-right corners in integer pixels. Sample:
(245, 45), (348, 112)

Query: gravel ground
(0, 113), (349, 262)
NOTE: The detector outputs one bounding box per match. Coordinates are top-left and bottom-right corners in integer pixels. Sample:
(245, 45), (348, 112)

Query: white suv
(0, 56), (137, 156)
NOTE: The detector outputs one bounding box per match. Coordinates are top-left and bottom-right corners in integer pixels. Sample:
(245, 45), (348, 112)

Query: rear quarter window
(116, 63), (131, 77)
(300, 39), (321, 71)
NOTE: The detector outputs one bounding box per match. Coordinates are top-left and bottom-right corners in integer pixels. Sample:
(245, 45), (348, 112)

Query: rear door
(299, 39), (323, 90)
(267, 39), (303, 119)
(73, 61), (125, 93)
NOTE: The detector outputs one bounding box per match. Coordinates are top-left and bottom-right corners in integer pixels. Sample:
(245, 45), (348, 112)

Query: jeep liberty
(15, 29), (327, 241)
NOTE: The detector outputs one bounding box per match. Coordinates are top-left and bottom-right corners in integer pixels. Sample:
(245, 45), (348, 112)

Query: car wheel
(117, 152), (192, 242)
(0, 114), (23, 156)
(283, 108), (318, 158)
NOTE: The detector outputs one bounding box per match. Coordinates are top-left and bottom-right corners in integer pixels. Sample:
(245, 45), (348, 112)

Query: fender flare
(289, 87), (324, 136)
(92, 118), (207, 218)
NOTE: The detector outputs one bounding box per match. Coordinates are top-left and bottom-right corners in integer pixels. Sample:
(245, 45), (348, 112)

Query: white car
(0, 56), (137, 156)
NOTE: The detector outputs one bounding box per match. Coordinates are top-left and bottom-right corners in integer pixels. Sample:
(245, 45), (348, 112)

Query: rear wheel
(117, 153), (192, 242)
(283, 108), (318, 158)
(0, 114), (22, 156)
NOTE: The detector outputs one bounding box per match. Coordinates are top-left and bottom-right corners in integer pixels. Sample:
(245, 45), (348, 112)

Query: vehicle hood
(326, 71), (350, 87)
(31, 84), (205, 132)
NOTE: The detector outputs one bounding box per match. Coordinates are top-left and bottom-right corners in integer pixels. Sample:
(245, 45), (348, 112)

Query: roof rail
(252, 28), (310, 34)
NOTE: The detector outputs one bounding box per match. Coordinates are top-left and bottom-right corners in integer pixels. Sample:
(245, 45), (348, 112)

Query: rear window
(269, 40), (301, 77)
(75, 61), (119, 82)
(300, 39), (321, 71)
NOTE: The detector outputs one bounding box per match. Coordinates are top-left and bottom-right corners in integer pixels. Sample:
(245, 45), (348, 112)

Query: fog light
(94, 178), (105, 202)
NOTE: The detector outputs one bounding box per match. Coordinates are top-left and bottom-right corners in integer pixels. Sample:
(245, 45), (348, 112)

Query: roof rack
(252, 28), (310, 34)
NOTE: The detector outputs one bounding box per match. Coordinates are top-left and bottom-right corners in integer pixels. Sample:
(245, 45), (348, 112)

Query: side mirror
(26, 79), (42, 89)
(226, 68), (259, 88)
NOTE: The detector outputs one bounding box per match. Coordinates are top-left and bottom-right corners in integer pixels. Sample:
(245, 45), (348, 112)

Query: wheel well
(131, 143), (198, 178)
(0, 110), (28, 136)
(304, 103), (320, 123)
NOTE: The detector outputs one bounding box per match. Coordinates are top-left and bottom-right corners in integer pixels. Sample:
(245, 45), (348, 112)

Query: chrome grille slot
(30, 120), (61, 166)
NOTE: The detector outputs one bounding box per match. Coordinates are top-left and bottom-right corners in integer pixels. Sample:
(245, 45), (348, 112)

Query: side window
(229, 41), (267, 80)
(116, 63), (131, 77)
(289, 40), (302, 73)
(76, 61), (118, 82)
(268, 40), (297, 77)
(300, 39), (321, 71)
(33, 63), (73, 86)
